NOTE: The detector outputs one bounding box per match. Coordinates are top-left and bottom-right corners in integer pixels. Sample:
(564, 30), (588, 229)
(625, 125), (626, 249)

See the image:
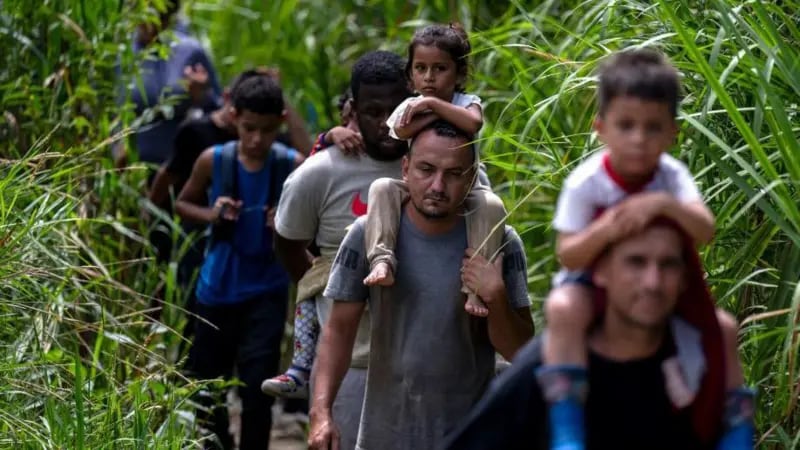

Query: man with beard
(443, 219), (756, 450)
(308, 120), (535, 450)
(272, 50), (412, 450)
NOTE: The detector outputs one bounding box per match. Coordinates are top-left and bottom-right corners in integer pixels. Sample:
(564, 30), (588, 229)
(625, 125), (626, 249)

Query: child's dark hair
(350, 51), (407, 102)
(231, 74), (284, 116)
(597, 48), (682, 117)
(406, 23), (471, 92)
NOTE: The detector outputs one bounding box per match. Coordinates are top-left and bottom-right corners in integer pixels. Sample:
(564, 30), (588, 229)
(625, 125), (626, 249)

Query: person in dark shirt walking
(443, 219), (755, 450)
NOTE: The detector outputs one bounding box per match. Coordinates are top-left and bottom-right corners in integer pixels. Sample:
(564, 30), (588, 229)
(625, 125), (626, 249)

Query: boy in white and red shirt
(539, 49), (754, 450)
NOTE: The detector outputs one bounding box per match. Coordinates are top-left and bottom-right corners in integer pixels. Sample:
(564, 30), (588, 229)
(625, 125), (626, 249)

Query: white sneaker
(261, 374), (309, 399)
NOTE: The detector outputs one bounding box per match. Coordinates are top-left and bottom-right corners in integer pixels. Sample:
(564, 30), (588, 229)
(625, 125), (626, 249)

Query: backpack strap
(268, 142), (296, 208)
(218, 141), (239, 199)
(209, 141), (293, 247)
(210, 141), (239, 245)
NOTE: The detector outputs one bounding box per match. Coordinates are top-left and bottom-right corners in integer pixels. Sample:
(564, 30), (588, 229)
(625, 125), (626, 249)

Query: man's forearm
(274, 234), (313, 283)
(487, 299), (534, 361)
(310, 304), (361, 416)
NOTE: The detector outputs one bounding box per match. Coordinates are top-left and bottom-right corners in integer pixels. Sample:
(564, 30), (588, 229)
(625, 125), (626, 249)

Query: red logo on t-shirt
(351, 191), (368, 216)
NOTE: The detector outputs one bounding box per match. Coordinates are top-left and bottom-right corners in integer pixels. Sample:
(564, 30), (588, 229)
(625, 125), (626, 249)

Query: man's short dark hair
(231, 75), (284, 116)
(410, 120), (476, 164)
(350, 51), (407, 102)
(228, 68), (268, 92)
(597, 48), (682, 117)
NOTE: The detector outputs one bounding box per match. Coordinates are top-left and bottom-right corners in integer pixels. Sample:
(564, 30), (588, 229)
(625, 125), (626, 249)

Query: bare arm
(175, 148), (217, 224)
(284, 101), (313, 156)
(487, 300), (535, 361)
(264, 67), (312, 156)
(394, 96), (484, 140)
(556, 209), (617, 270)
(614, 192), (715, 247)
(393, 112), (440, 140)
(323, 126), (365, 155)
(462, 250), (535, 360)
(274, 233), (314, 284)
(657, 198), (715, 246)
(559, 192), (716, 271)
(308, 301), (365, 449)
(425, 98), (483, 135)
(148, 165), (180, 209)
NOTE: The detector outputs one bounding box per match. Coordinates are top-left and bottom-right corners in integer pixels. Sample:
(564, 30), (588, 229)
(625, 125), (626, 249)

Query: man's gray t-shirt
(275, 146), (402, 367)
(324, 214), (531, 450)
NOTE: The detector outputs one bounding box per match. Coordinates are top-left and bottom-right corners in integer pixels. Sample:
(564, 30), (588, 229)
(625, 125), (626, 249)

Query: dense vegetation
(1, 0), (798, 448)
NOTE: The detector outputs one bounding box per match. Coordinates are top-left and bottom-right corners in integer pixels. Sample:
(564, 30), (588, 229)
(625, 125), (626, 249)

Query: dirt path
(270, 432), (307, 450)
(269, 409), (307, 450)
(228, 391), (307, 449)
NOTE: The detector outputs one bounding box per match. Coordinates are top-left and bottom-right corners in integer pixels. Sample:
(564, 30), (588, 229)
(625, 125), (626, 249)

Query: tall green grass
(1, 0), (202, 447)
(193, 0), (799, 446)
(1, 0), (798, 447)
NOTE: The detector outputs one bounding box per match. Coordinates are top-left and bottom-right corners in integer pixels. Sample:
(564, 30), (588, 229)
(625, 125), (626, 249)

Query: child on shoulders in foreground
(364, 23), (507, 318)
(538, 48), (753, 450)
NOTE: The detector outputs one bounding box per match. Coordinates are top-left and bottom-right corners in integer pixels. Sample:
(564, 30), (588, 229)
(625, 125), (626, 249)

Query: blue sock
(717, 387), (756, 450)
(717, 423), (754, 450)
(549, 398), (585, 450)
(536, 365), (588, 450)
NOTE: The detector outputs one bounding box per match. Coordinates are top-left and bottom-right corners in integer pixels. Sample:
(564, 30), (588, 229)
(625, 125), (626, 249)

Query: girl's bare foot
(464, 293), (489, 317)
(363, 261), (395, 286)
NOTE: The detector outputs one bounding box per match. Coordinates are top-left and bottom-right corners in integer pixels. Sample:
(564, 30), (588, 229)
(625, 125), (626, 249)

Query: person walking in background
(175, 74), (302, 449)
(362, 23), (507, 319)
(115, 0), (221, 170)
(266, 50), (411, 450)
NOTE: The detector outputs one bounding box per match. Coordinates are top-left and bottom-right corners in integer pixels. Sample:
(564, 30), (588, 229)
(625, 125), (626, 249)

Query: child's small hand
(328, 126), (364, 155)
(399, 97), (434, 127)
(613, 192), (670, 236)
(593, 207), (624, 244)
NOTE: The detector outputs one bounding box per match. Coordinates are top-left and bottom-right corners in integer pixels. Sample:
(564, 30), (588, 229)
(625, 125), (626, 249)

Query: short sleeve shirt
(442, 335), (708, 450)
(324, 214), (530, 450)
(386, 92), (483, 140)
(274, 147), (403, 367)
(553, 151), (703, 234)
(275, 147), (403, 257)
(166, 115), (236, 184)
